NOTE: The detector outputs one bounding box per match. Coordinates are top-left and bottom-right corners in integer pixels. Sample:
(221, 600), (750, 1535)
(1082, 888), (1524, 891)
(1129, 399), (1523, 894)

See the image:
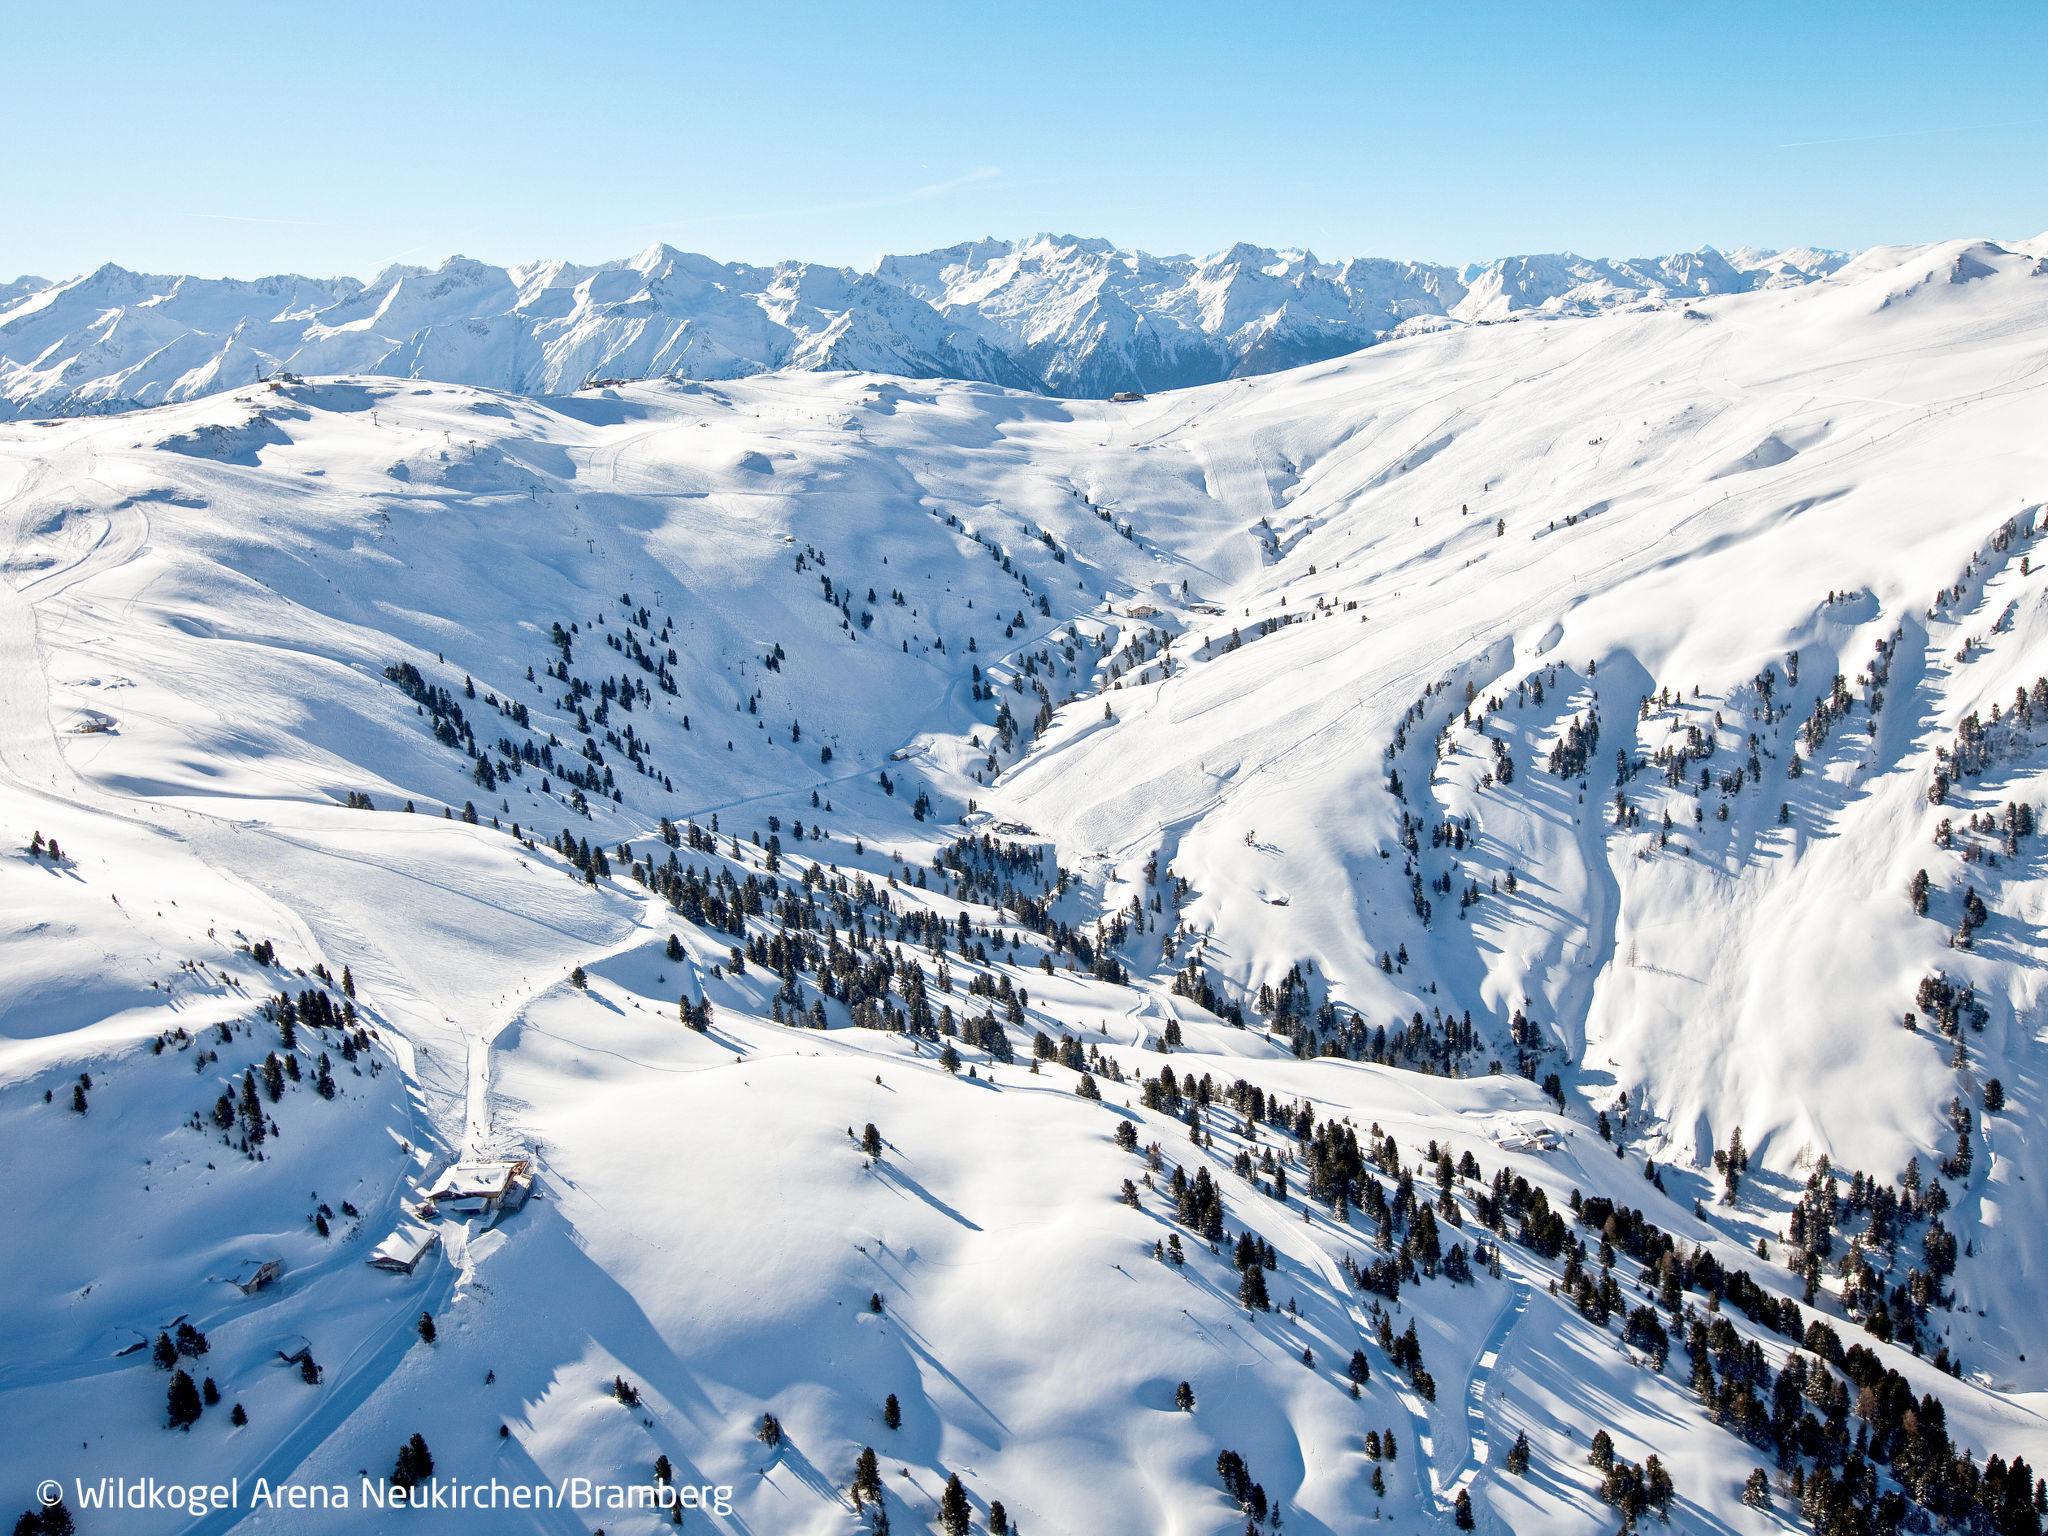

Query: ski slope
(2, 232), (2046, 1535)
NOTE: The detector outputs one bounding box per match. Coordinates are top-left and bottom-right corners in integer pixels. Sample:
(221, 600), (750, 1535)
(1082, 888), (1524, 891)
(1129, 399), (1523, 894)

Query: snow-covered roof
(428, 1160), (522, 1201)
(368, 1225), (440, 1271)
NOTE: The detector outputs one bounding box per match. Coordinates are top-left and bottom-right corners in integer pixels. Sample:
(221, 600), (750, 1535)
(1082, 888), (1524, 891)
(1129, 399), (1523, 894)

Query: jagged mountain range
(0, 235), (1848, 419)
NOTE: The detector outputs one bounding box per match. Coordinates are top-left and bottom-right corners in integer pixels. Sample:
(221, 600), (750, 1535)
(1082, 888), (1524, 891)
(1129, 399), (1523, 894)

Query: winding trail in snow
(0, 442), (464, 1529)
(1441, 1282), (1532, 1512)
(1384, 1277), (1529, 1524)
(174, 1257), (457, 1536)
(1290, 1182), (1532, 1531)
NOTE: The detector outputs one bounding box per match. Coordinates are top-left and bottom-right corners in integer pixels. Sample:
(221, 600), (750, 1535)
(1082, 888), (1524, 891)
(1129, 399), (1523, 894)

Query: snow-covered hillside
(2, 233), (2045, 1536)
(0, 237), (1848, 421)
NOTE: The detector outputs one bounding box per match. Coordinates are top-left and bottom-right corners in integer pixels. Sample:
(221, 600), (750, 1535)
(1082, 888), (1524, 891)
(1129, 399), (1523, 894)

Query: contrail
(636, 167), (1007, 233)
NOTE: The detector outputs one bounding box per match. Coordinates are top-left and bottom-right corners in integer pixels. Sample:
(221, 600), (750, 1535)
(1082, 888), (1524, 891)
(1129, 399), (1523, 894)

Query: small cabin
(425, 1158), (530, 1217)
(500, 1166), (536, 1215)
(1109, 390), (1147, 403)
(1493, 1121), (1563, 1155)
(225, 1258), (282, 1295)
(367, 1225), (441, 1275)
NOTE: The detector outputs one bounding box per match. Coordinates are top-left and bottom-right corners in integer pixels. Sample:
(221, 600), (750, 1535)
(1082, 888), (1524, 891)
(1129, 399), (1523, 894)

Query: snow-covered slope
(0, 237), (1848, 420)
(1, 233), (2043, 1536)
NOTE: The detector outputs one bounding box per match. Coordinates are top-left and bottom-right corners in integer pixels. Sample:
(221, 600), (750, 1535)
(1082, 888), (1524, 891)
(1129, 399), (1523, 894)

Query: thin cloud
(637, 167), (1008, 233)
(822, 165), (1006, 216)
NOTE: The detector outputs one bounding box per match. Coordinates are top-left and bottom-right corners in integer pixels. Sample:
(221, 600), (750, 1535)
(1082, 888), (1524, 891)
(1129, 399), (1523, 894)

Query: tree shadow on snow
(869, 1161), (984, 1232)
(486, 1204), (759, 1535)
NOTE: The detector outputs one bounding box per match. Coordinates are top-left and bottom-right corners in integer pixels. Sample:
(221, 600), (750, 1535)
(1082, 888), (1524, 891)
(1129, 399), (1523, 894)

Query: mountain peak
(0, 234), (1867, 418)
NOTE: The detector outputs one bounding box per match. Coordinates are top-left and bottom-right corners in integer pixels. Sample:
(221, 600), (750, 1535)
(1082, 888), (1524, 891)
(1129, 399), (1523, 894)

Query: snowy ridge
(2, 233), (2046, 1536)
(0, 236), (1850, 420)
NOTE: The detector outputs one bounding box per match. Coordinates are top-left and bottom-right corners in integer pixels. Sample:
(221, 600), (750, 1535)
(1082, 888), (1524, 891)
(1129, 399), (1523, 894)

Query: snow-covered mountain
(875, 235), (1843, 389)
(0, 247), (1034, 421)
(3, 233), (2044, 1536)
(0, 236), (1849, 419)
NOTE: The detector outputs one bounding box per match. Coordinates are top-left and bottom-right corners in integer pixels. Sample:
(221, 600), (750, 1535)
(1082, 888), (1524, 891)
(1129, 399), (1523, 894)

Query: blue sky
(5, 1), (2044, 279)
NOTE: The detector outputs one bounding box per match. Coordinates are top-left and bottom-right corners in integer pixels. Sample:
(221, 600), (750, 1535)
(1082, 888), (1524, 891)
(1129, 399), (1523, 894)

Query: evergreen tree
(1718, 1124), (1748, 1204)
(417, 1311), (437, 1345)
(1742, 1468), (1771, 1508)
(391, 1432), (434, 1490)
(1453, 1488), (1474, 1529)
(166, 1370), (203, 1429)
(239, 1069), (266, 1144)
(15, 1504), (75, 1536)
(1175, 1380), (1195, 1411)
(940, 1473), (971, 1536)
(852, 1446), (883, 1508)
(1643, 1455), (1673, 1515)
(1238, 1263), (1271, 1311)
(1505, 1430), (1531, 1475)
(883, 1392), (902, 1430)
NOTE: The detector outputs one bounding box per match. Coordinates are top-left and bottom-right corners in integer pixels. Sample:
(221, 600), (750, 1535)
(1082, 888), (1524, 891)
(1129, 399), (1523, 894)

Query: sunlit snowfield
(4, 234), (2047, 1535)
